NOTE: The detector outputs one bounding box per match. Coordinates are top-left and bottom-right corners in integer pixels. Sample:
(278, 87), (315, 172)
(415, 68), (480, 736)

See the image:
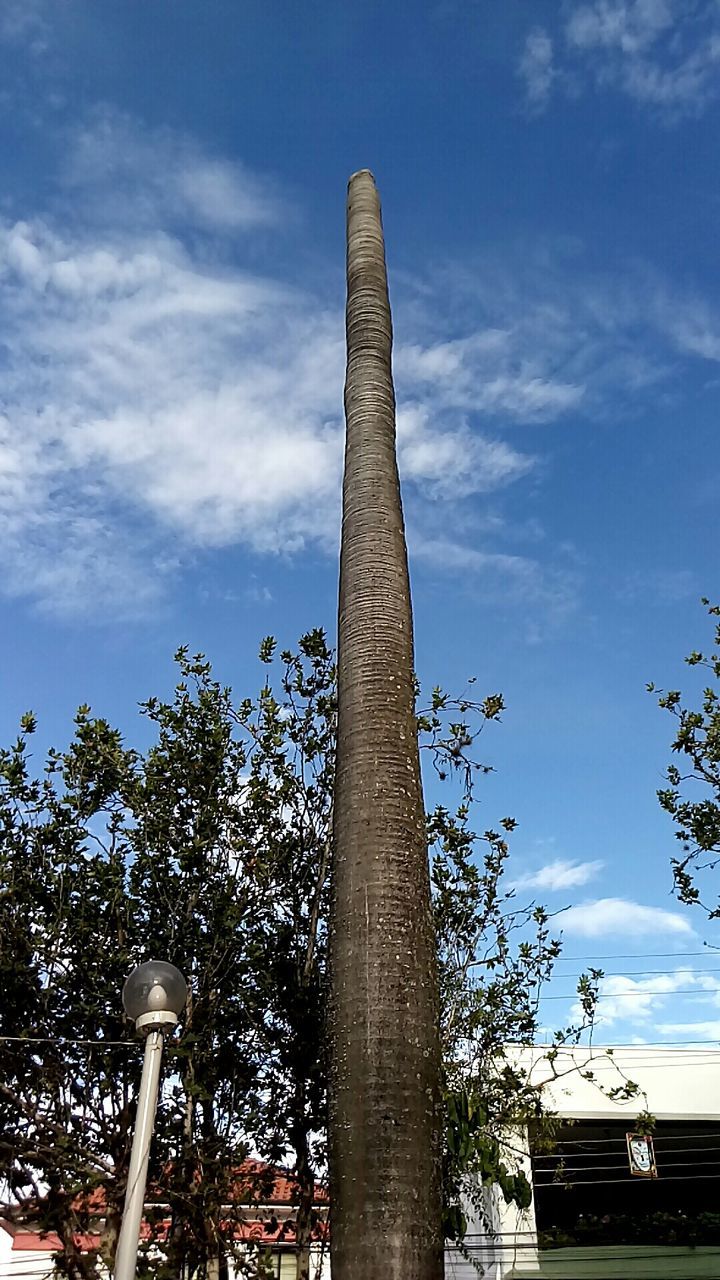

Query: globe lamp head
(122, 960), (187, 1032)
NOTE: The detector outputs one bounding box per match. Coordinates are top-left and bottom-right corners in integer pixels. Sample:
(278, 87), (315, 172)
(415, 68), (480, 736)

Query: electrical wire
(547, 966), (720, 979)
(0, 1035), (133, 1047)
(11, 1032), (720, 1049)
(537, 1170), (720, 1187)
(539, 1049), (720, 1059)
(518, 1037), (720, 1045)
(462, 1242), (720, 1254)
(543, 1141), (720, 1150)
(460, 1231), (720, 1240)
(535, 1136), (720, 1148)
(536, 1159), (720, 1177)
(555, 951), (720, 962)
(6, 1236), (720, 1276)
(534, 1157), (720, 1170)
(516, 1055), (720, 1070)
(461, 1259), (720, 1270)
(541, 987), (720, 1000)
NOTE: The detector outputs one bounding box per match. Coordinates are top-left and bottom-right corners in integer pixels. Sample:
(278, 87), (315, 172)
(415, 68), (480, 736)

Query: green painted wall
(510, 1245), (720, 1278)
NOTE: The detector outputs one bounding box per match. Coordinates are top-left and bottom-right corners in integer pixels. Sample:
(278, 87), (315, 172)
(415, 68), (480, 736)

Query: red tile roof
(225, 1159), (328, 1207)
(237, 1219), (328, 1246)
(10, 1219), (328, 1253)
(4, 1160), (328, 1254)
(67, 1159), (327, 1212)
(12, 1232), (100, 1253)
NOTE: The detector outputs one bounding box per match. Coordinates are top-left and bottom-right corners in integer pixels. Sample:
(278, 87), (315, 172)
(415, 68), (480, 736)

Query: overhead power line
(462, 1241), (720, 1254)
(540, 1057), (720, 1070)
(536, 1147), (720, 1161)
(4, 1034), (720, 1055)
(541, 987), (720, 1001)
(536, 1158), (720, 1176)
(535, 1149), (720, 1164)
(555, 951), (720, 962)
(537, 1170), (720, 1187)
(549, 966), (720, 979)
(461, 1230), (720, 1241)
(524, 1037), (720, 1046)
(538, 1136), (720, 1157)
(0, 1035), (134, 1048)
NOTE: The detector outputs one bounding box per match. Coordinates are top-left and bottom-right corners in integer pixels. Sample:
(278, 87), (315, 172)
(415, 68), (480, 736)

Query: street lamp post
(114, 960), (187, 1280)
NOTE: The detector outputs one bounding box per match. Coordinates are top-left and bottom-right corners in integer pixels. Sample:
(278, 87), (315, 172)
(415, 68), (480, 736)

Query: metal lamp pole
(114, 960), (187, 1280)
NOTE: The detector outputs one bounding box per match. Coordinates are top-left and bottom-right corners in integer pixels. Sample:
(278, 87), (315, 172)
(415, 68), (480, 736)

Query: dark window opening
(531, 1120), (720, 1250)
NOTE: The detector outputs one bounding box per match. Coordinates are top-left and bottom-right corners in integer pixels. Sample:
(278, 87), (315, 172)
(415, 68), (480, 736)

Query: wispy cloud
(393, 319), (585, 423)
(404, 257), (655, 423)
(0, 112), (558, 617)
(560, 896), (694, 937)
(566, 0), (677, 56)
(572, 966), (720, 1026)
(418, 249), (720, 423)
(658, 1019), (720, 1039)
(410, 534), (581, 625)
(619, 566), (699, 605)
(397, 404), (533, 498)
(517, 858), (604, 891)
(0, 213), (344, 613)
(62, 109), (284, 233)
(519, 1), (720, 117)
(517, 28), (557, 111)
(0, 0), (49, 51)
(5, 110), (720, 618)
(654, 292), (720, 362)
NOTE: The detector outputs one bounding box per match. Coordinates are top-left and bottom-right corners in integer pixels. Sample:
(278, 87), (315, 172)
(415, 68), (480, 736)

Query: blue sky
(1, 0), (719, 1046)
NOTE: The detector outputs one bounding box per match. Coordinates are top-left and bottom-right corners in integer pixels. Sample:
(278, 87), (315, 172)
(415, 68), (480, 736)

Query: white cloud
(518, 28), (557, 109)
(423, 250), (720, 425)
(518, 858), (604, 891)
(410, 534), (580, 623)
(394, 333), (584, 421)
(579, 968), (695, 1025)
(412, 537), (544, 585)
(656, 295), (720, 362)
(0, 215), (346, 612)
(621, 38), (720, 109)
(569, 965), (720, 1027)
(0, 114), (564, 616)
(5, 110), (720, 617)
(405, 256), (657, 421)
(0, 216), (555, 614)
(0, 0), (48, 50)
(522, 1), (720, 117)
(619, 566), (698, 605)
(566, 0), (675, 55)
(396, 404), (533, 498)
(561, 897), (694, 937)
(658, 1019), (720, 1039)
(63, 109), (283, 232)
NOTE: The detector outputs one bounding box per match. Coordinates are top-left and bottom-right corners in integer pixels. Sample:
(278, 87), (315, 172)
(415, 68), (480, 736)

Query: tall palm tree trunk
(329, 170), (443, 1280)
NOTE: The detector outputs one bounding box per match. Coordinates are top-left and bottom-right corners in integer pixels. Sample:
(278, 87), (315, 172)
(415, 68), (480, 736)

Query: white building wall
(228, 1244), (330, 1280)
(444, 1126), (539, 1280)
(309, 1242), (331, 1279)
(444, 1044), (720, 1279)
(0, 1248), (56, 1280)
(0, 1228), (11, 1272)
(512, 1044), (720, 1121)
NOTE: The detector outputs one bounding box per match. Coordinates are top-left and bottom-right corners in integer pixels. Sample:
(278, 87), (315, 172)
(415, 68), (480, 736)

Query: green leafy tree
(0, 638), (336, 1280)
(1, 633), (595, 1278)
(649, 599), (720, 916)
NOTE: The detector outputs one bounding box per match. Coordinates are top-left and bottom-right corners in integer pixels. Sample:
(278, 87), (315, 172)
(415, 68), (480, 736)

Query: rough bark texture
(329, 170), (444, 1280)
